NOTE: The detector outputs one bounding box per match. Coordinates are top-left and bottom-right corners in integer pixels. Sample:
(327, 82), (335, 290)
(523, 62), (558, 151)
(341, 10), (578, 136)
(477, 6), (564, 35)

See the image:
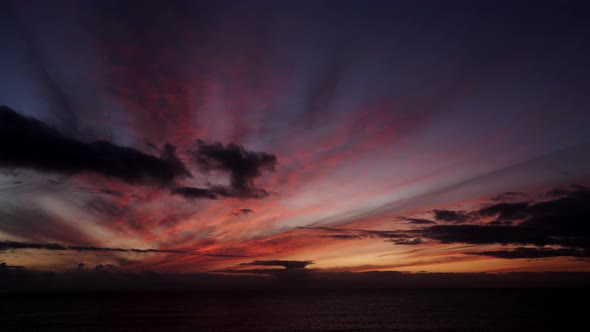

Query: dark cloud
(478, 202), (529, 221)
(418, 187), (590, 253)
(468, 247), (590, 259)
(397, 217), (436, 224)
(488, 220), (513, 226)
(0, 240), (247, 259)
(391, 238), (424, 245)
(171, 186), (218, 200)
(231, 208), (255, 216)
(240, 260), (313, 269)
(76, 186), (123, 196)
(303, 187), (590, 259)
(300, 226), (410, 240)
(187, 140), (277, 199)
(432, 209), (471, 223)
(418, 224), (553, 246)
(303, 226), (423, 245)
(0, 240), (185, 254)
(171, 185), (268, 200)
(0, 106), (191, 185)
(520, 189), (590, 237)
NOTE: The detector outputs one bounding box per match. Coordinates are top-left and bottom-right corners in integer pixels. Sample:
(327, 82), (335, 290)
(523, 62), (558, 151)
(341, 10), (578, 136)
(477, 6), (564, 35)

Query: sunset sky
(1, 0), (590, 276)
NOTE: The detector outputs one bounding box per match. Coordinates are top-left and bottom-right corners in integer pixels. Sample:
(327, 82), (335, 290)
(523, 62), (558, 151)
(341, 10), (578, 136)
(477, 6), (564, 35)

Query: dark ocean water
(0, 289), (584, 331)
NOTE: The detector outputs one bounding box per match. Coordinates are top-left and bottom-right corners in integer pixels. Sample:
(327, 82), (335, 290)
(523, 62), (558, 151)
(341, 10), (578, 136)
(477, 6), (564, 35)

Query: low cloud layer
(240, 260), (313, 269)
(0, 240), (186, 254)
(305, 186), (590, 259)
(0, 240), (247, 258)
(421, 187), (590, 250)
(397, 217), (436, 225)
(468, 247), (589, 259)
(300, 226), (421, 245)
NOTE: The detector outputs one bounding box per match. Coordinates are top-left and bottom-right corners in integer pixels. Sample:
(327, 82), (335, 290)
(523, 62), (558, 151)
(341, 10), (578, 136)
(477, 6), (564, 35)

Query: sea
(0, 289), (585, 331)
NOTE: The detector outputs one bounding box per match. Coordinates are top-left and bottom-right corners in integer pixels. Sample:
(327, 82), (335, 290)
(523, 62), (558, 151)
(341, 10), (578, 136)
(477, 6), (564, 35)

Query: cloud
(478, 202), (529, 221)
(170, 186), (218, 200)
(0, 240), (185, 254)
(170, 185), (269, 200)
(301, 226), (423, 245)
(0, 240), (247, 259)
(186, 140), (277, 199)
(432, 209), (473, 223)
(300, 226), (410, 240)
(391, 238), (424, 245)
(468, 247), (589, 259)
(302, 187), (590, 259)
(0, 106), (191, 185)
(76, 186), (123, 196)
(416, 187), (590, 253)
(418, 224), (552, 246)
(397, 217), (436, 224)
(240, 260), (313, 269)
(231, 208), (254, 216)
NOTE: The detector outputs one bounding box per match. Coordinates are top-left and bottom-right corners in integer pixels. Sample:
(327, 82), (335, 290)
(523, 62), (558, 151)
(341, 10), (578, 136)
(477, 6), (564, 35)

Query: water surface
(0, 289), (584, 331)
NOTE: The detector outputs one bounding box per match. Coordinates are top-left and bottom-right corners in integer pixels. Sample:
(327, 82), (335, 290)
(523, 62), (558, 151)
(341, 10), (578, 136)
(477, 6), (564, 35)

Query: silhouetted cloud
(0, 106), (191, 185)
(418, 225), (552, 246)
(0, 240), (185, 254)
(487, 220), (513, 226)
(417, 188), (590, 254)
(391, 238), (424, 245)
(398, 217), (436, 224)
(478, 202), (529, 221)
(432, 209), (471, 223)
(171, 185), (269, 200)
(75, 186), (123, 196)
(240, 260), (313, 269)
(300, 226), (410, 240)
(468, 247), (589, 259)
(303, 187), (590, 259)
(186, 140), (277, 199)
(0, 240), (247, 259)
(170, 186), (218, 200)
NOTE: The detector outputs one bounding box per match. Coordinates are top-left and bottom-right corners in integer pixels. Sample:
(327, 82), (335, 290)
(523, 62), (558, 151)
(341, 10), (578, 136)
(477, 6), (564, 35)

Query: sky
(1, 0), (590, 277)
